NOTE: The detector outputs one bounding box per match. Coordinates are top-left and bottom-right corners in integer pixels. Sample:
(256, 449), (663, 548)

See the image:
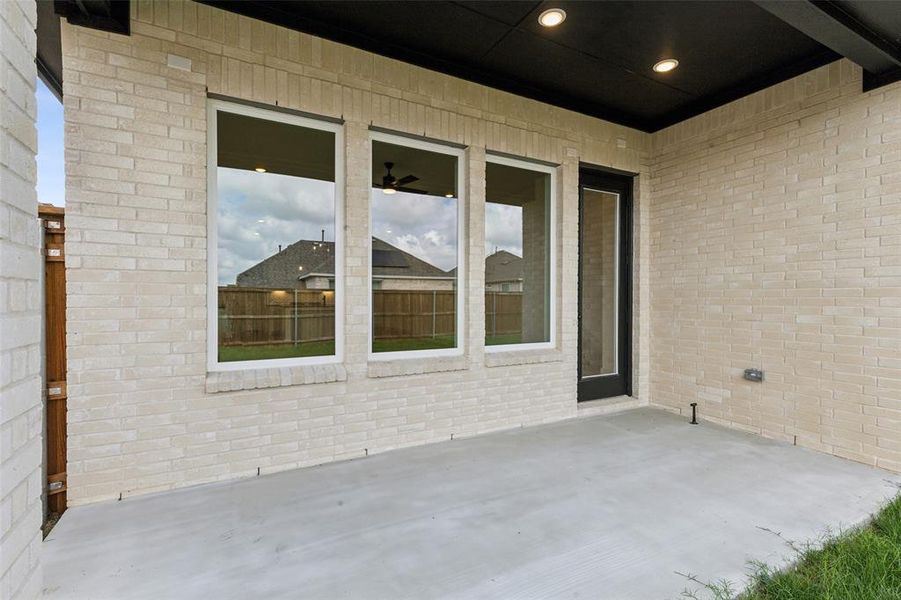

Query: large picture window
(485, 156), (554, 350)
(369, 133), (464, 356)
(208, 100), (342, 370)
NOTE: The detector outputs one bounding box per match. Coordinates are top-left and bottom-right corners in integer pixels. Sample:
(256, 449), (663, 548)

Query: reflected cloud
(217, 167), (335, 284)
(486, 203), (522, 257)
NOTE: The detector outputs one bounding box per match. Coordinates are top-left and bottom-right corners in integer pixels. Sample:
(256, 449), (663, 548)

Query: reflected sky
(371, 189), (459, 272)
(485, 202), (522, 257)
(217, 168), (335, 285)
(216, 166), (526, 284)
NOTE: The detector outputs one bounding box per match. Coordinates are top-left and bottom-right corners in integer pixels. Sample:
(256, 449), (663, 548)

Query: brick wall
(62, 1), (651, 505)
(0, 1), (43, 598)
(650, 60), (901, 471)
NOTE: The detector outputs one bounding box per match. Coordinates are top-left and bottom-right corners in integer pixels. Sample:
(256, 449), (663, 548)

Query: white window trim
(206, 98), (345, 372)
(368, 131), (466, 361)
(483, 154), (557, 354)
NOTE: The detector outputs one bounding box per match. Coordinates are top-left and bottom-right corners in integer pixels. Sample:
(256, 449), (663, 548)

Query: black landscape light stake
(690, 403), (698, 425)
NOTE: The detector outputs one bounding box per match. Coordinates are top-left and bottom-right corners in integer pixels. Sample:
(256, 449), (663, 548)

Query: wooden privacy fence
(372, 289), (456, 340)
(41, 204), (67, 517)
(218, 287), (523, 344)
(485, 292), (521, 338)
(218, 287), (335, 346)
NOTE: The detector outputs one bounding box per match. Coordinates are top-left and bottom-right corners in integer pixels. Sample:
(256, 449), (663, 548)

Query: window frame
(206, 98), (345, 373)
(483, 154), (557, 354)
(368, 131), (466, 361)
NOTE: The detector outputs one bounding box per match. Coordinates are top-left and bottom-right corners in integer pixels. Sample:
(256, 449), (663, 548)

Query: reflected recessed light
(383, 187), (397, 195)
(257, 219), (264, 223)
(538, 8), (566, 27)
(255, 167), (267, 173)
(653, 59), (679, 73)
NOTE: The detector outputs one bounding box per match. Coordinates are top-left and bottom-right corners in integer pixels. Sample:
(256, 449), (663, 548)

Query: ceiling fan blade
(396, 186), (429, 194)
(396, 174), (419, 186)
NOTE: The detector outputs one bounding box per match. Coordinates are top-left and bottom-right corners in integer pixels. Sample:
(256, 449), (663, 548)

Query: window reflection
(215, 110), (337, 363)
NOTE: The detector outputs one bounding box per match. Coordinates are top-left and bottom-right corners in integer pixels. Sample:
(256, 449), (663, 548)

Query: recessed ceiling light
(383, 187), (397, 195)
(445, 193), (454, 198)
(255, 167), (267, 173)
(538, 8), (566, 27)
(653, 59), (679, 73)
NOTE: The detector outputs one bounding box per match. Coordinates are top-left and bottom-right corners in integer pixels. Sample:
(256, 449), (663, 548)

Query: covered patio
(2, 1), (900, 598)
(43, 409), (899, 599)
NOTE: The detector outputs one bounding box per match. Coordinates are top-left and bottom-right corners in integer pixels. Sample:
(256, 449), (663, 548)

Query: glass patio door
(578, 168), (632, 401)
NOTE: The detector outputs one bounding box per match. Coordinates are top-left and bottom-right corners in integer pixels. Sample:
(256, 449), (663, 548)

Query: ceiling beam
(753, 0), (901, 75)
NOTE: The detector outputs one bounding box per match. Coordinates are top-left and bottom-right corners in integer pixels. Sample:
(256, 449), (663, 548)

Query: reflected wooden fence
(218, 287), (335, 346)
(218, 287), (522, 345)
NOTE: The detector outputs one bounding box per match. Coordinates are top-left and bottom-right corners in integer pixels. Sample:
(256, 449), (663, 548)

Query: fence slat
(217, 287), (523, 345)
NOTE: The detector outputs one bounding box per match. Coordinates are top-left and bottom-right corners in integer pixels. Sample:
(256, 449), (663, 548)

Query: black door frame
(577, 166), (633, 402)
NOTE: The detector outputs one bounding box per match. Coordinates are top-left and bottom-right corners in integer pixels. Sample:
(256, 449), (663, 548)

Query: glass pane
(216, 110), (336, 363)
(485, 161), (551, 346)
(580, 189), (618, 377)
(370, 140), (458, 353)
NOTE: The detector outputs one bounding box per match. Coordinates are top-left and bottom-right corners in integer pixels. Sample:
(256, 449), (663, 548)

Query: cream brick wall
(62, 1), (651, 504)
(650, 60), (901, 471)
(0, 1), (43, 598)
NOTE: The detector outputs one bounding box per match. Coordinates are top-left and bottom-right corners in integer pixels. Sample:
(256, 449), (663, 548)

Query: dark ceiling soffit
(198, 0), (649, 132)
(754, 1), (901, 84)
(37, 57), (63, 101)
(863, 67), (901, 93)
(651, 49), (841, 131)
(36, 0), (63, 99)
(199, 1), (847, 133)
(54, 0), (131, 36)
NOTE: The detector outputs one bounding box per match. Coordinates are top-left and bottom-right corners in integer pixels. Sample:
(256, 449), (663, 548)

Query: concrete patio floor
(43, 408), (900, 599)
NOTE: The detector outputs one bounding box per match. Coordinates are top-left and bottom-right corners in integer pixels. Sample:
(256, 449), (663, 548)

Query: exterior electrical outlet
(744, 369), (764, 382)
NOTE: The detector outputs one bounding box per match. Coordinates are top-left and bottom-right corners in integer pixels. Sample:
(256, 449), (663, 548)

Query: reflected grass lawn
(220, 333), (529, 362)
(485, 333), (522, 346)
(372, 335), (455, 352)
(218, 341), (335, 362)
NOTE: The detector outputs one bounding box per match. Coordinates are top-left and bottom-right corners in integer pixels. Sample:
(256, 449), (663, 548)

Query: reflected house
(449, 249), (524, 292)
(484, 250), (523, 293)
(235, 237), (454, 291)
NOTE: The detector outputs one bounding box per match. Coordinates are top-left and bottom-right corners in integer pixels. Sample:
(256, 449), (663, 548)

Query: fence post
(493, 292), (497, 338)
(293, 288), (298, 346)
(432, 290), (437, 338)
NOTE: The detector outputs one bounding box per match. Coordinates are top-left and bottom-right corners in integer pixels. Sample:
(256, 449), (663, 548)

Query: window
(208, 100), (343, 370)
(370, 133), (464, 357)
(485, 156), (555, 350)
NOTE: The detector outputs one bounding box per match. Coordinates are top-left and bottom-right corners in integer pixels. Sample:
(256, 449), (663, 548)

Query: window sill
(367, 355), (469, 378)
(484, 348), (563, 368)
(206, 362), (347, 393)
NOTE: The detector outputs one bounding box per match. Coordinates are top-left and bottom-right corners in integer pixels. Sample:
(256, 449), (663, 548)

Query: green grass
(221, 332), (531, 360)
(220, 336), (457, 361)
(485, 333), (522, 346)
(680, 492), (901, 600)
(372, 335), (455, 353)
(218, 340), (335, 362)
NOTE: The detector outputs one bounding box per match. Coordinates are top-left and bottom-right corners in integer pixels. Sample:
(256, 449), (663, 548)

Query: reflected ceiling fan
(379, 162), (425, 195)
